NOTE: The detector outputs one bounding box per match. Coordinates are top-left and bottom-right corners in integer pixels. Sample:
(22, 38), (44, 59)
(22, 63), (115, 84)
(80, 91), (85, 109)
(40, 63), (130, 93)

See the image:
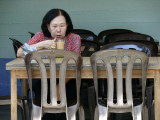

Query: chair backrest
(28, 32), (35, 38)
(81, 40), (100, 57)
(97, 29), (133, 45)
(90, 49), (148, 113)
(72, 29), (99, 42)
(9, 38), (23, 57)
(72, 29), (95, 35)
(24, 50), (82, 115)
(100, 41), (158, 57)
(79, 34), (99, 42)
(109, 32), (154, 43)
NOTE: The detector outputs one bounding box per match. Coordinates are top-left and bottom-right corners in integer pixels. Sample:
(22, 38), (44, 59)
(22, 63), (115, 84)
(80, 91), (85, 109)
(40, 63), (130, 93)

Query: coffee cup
(56, 39), (64, 50)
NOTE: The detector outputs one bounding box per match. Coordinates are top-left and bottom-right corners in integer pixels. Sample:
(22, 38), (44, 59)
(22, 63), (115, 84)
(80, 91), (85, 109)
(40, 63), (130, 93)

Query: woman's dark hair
(41, 9), (73, 37)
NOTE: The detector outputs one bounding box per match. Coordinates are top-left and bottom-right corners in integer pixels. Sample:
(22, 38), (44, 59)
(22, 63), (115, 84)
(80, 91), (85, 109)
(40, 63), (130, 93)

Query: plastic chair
(90, 49), (149, 120)
(72, 29), (95, 35)
(79, 34), (99, 43)
(9, 38), (29, 120)
(72, 29), (99, 43)
(0, 58), (29, 120)
(81, 39), (100, 120)
(109, 32), (155, 43)
(9, 38), (23, 57)
(100, 41), (157, 120)
(28, 32), (35, 38)
(74, 32), (99, 120)
(100, 41), (158, 57)
(24, 50), (84, 120)
(97, 29), (133, 45)
(81, 40), (100, 57)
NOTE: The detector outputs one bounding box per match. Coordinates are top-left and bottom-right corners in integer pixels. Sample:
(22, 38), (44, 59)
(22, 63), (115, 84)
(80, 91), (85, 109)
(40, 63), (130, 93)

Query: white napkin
(22, 43), (37, 57)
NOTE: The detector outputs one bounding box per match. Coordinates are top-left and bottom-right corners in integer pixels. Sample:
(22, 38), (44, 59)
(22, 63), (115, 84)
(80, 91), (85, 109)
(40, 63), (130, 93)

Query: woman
(17, 8), (81, 57)
(17, 9), (81, 106)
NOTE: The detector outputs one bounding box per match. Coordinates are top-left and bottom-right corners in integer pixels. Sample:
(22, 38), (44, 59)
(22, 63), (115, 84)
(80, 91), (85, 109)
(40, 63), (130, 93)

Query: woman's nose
(56, 26), (61, 32)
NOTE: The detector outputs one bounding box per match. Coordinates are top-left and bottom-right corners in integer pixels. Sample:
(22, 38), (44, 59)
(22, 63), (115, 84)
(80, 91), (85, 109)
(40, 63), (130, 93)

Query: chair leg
(143, 104), (148, 120)
(98, 104), (108, 120)
(31, 104), (42, 120)
(94, 106), (98, 120)
(151, 101), (155, 120)
(67, 105), (77, 120)
(22, 99), (29, 120)
(146, 85), (154, 120)
(133, 104), (142, 120)
(88, 86), (96, 120)
(17, 99), (26, 120)
(20, 104), (25, 120)
(78, 106), (85, 120)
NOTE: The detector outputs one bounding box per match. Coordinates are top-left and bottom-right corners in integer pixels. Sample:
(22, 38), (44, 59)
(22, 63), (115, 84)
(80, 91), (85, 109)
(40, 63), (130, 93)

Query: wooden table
(6, 57), (160, 120)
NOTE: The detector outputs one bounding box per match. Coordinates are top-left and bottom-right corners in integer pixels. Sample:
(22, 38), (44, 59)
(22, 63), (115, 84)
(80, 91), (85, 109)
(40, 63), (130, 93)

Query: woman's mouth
(56, 35), (61, 38)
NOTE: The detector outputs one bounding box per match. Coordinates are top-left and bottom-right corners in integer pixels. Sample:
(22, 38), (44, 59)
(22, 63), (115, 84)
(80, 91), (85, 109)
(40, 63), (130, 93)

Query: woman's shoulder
(33, 31), (51, 40)
(68, 33), (81, 40)
(34, 31), (44, 37)
(30, 31), (44, 39)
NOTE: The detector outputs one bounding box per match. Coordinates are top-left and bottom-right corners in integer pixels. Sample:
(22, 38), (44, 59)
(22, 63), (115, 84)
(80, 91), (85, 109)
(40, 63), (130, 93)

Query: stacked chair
(81, 40), (100, 57)
(101, 40), (157, 120)
(72, 29), (95, 35)
(72, 29), (100, 120)
(28, 32), (35, 38)
(96, 29), (157, 120)
(109, 32), (155, 43)
(97, 29), (133, 45)
(9, 38), (23, 57)
(72, 29), (100, 57)
(81, 38), (100, 120)
(101, 40), (158, 56)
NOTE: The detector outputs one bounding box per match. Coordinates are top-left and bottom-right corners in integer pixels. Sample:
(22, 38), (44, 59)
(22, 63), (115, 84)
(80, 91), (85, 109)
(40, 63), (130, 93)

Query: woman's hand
(35, 38), (57, 50)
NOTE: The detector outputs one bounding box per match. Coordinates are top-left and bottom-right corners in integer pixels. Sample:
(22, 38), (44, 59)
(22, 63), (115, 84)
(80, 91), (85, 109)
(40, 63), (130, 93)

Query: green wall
(0, 0), (160, 58)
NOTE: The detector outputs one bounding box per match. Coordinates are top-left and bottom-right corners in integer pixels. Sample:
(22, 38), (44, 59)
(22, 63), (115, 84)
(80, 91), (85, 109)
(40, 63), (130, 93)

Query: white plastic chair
(90, 49), (149, 120)
(24, 49), (84, 120)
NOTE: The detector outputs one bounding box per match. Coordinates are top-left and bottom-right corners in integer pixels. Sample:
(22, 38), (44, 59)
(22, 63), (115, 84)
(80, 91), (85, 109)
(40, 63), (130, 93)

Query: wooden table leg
(154, 70), (160, 120)
(11, 70), (17, 120)
(21, 79), (28, 98)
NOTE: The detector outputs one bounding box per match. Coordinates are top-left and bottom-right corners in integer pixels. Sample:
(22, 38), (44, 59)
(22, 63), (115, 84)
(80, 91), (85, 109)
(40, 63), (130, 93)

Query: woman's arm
(17, 32), (56, 58)
(16, 42), (47, 58)
(71, 34), (81, 55)
(17, 40), (57, 57)
(17, 48), (23, 58)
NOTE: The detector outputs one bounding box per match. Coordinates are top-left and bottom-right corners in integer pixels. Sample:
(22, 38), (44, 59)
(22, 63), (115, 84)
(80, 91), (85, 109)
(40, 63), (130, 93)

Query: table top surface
(6, 57), (160, 70)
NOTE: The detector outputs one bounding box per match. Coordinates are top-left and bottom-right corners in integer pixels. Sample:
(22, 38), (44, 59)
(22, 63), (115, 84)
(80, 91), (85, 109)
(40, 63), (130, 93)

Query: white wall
(0, 0), (160, 58)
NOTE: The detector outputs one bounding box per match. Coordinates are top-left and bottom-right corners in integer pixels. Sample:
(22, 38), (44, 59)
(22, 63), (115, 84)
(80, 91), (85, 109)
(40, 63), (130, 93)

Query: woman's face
(47, 15), (67, 40)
